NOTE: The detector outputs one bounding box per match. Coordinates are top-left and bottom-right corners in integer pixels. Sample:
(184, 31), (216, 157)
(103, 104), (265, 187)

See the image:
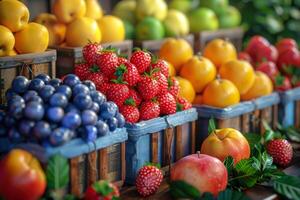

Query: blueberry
(25, 95), (43, 104)
(115, 113), (126, 128)
(63, 74), (81, 88)
(50, 128), (72, 146)
(8, 95), (25, 106)
(82, 125), (98, 142)
(95, 120), (109, 136)
(8, 128), (23, 143)
(33, 121), (51, 140)
(24, 102), (44, 121)
(23, 90), (38, 102)
(72, 84), (90, 96)
(4, 116), (16, 127)
(5, 89), (18, 101)
(56, 85), (72, 99)
(50, 123), (58, 130)
(12, 76), (29, 94)
(46, 107), (64, 123)
(0, 125), (7, 137)
(0, 110), (6, 123)
(73, 94), (92, 110)
(64, 104), (80, 114)
(18, 119), (35, 137)
(81, 110), (97, 125)
(90, 102), (100, 113)
(106, 117), (118, 132)
(39, 85), (55, 102)
(62, 112), (81, 129)
(9, 101), (25, 119)
(90, 91), (106, 106)
(35, 74), (51, 84)
(28, 78), (45, 91)
(99, 102), (118, 120)
(49, 78), (61, 88)
(49, 93), (68, 108)
(82, 80), (96, 91)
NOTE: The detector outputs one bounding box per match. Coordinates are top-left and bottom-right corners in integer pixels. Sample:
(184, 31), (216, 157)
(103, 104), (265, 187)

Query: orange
(241, 71), (273, 101)
(203, 39), (237, 69)
(167, 61), (176, 77)
(180, 56), (217, 93)
(219, 60), (255, 95)
(175, 76), (196, 103)
(203, 79), (240, 108)
(159, 38), (193, 71)
(193, 94), (203, 105)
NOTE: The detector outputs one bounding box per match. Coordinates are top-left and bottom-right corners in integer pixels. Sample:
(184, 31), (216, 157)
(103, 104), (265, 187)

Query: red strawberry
(118, 57), (128, 65)
(151, 59), (169, 77)
(177, 97), (192, 111)
(130, 50), (151, 74)
(273, 75), (292, 91)
(139, 100), (160, 121)
(120, 105), (140, 123)
(114, 63), (140, 87)
(106, 80), (129, 107)
(82, 43), (101, 65)
(168, 77), (180, 98)
(86, 71), (109, 95)
(136, 165), (163, 197)
(127, 89), (142, 106)
(266, 139), (293, 167)
(137, 74), (159, 101)
(157, 92), (177, 115)
(154, 72), (168, 95)
(84, 180), (119, 200)
(96, 50), (119, 77)
(74, 63), (91, 80)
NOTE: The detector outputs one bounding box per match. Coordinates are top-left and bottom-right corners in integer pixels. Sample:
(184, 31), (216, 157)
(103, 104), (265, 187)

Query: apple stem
(197, 151), (200, 158)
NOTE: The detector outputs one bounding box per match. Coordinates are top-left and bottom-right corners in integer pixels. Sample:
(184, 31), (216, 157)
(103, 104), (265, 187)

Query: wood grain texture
(70, 157), (81, 197)
(175, 126), (183, 161)
(87, 151), (97, 186)
(218, 117), (240, 130)
(272, 105), (278, 129)
(99, 148), (108, 180)
(151, 132), (159, 163)
(242, 114), (250, 133)
(296, 101), (300, 128)
(260, 107), (272, 133)
(190, 121), (196, 153)
(121, 142), (126, 183)
(163, 128), (174, 167)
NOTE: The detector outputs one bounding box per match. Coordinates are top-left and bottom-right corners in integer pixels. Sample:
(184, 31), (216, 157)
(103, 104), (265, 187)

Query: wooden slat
(70, 157), (81, 197)
(242, 114), (250, 133)
(151, 132), (159, 163)
(99, 148), (108, 180)
(87, 151), (97, 186)
(163, 128), (174, 166)
(272, 105), (278, 129)
(175, 126), (183, 161)
(218, 117), (240, 130)
(121, 142), (126, 183)
(296, 101), (300, 129)
(251, 110), (260, 133)
(260, 107), (272, 134)
(190, 121), (196, 153)
(0, 67), (17, 104)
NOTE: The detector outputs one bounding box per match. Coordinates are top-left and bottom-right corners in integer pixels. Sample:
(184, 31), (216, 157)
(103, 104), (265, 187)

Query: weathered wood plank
(296, 101), (300, 129)
(70, 157), (81, 197)
(218, 117), (240, 130)
(272, 105), (278, 129)
(87, 151), (97, 186)
(151, 132), (159, 163)
(190, 121), (196, 154)
(121, 142), (126, 183)
(175, 126), (183, 161)
(99, 148), (108, 180)
(163, 128), (174, 166)
(242, 114), (250, 133)
(260, 107), (272, 133)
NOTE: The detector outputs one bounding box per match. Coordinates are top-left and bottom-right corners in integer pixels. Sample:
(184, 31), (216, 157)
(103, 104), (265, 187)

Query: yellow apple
(85, 0), (103, 20)
(52, 0), (86, 24)
(14, 22), (49, 54)
(0, 25), (15, 57)
(7, 49), (17, 56)
(97, 15), (125, 43)
(0, 0), (29, 32)
(65, 17), (101, 47)
(34, 13), (66, 46)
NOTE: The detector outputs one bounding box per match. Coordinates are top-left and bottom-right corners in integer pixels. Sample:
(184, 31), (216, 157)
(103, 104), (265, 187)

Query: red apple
(277, 47), (300, 74)
(273, 75), (292, 91)
(171, 153), (227, 196)
(246, 35), (270, 59)
(238, 52), (253, 64)
(276, 38), (298, 55)
(255, 44), (278, 63)
(256, 61), (279, 79)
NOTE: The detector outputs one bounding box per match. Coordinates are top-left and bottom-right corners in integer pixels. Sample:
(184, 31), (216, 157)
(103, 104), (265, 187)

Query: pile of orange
(159, 38), (273, 108)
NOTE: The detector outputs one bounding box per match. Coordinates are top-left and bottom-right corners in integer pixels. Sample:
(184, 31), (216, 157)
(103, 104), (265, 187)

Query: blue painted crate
(194, 93), (280, 149)
(125, 108), (198, 184)
(278, 87), (300, 128)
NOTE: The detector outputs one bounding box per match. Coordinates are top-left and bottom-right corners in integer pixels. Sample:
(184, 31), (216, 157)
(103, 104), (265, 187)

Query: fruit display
(0, 73), (125, 147)
(0, 0), (49, 56)
(74, 43), (192, 123)
(85, 180), (120, 200)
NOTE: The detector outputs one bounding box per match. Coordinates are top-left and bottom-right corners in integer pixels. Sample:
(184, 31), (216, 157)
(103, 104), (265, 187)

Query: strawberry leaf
(93, 181), (113, 196)
(169, 180), (201, 199)
(275, 75), (285, 86)
(176, 102), (184, 112)
(144, 162), (161, 169)
(124, 97), (136, 106)
(46, 154), (69, 190)
(273, 175), (300, 200)
(244, 133), (262, 151)
(207, 189), (250, 200)
(208, 118), (217, 134)
(224, 156), (234, 176)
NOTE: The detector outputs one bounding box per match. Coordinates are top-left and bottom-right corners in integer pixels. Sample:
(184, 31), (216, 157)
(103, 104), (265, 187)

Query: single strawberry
(82, 43), (101, 65)
(157, 92), (177, 115)
(114, 63), (140, 87)
(84, 180), (120, 200)
(273, 75), (292, 91)
(153, 72), (168, 95)
(74, 63), (91, 80)
(139, 100), (160, 121)
(106, 79), (130, 108)
(137, 73), (159, 101)
(130, 50), (151, 74)
(168, 77), (180, 98)
(118, 56), (128, 65)
(120, 104), (140, 123)
(86, 67), (109, 94)
(96, 49), (119, 77)
(136, 164), (163, 197)
(266, 139), (293, 167)
(151, 59), (169, 78)
(127, 89), (142, 106)
(176, 97), (192, 111)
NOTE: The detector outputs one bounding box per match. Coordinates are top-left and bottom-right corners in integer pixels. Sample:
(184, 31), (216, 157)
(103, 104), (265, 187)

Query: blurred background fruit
(85, 0), (103, 20)
(52, 0), (86, 24)
(0, 25), (15, 56)
(188, 8), (219, 32)
(112, 0), (136, 24)
(135, 17), (165, 40)
(218, 6), (241, 28)
(135, 0), (167, 21)
(97, 15), (125, 43)
(200, 0), (229, 15)
(163, 9), (189, 37)
(175, 76), (196, 103)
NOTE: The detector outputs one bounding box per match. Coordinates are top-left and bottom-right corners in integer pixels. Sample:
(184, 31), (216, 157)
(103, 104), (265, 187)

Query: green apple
(135, 17), (165, 40)
(218, 6), (241, 28)
(112, 0), (136, 24)
(136, 0), (167, 21)
(163, 9), (189, 37)
(168, 0), (192, 13)
(188, 8), (219, 32)
(123, 20), (135, 39)
(200, 0), (228, 15)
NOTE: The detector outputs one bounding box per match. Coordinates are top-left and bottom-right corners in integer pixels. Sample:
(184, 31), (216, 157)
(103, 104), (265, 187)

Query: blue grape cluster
(0, 74), (125, 147)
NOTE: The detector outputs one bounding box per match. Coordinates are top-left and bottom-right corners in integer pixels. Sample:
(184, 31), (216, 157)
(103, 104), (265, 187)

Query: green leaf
(64, 194), (80, 200)
(244, 133), (262, 150)
(169, 180), (201, 199)
(224, 156), (234, 176)
(273, 175), (300, 200)
(216, 189), (251, 200)
(93, 181), (114, 196)
(263, 130), (276, 143)
(46, 154), (69, 190)
(233, 159), (258, 188)
(284, 127), (300, 142)
(261, 152), (273, 171)
(208, 118), (217, 134)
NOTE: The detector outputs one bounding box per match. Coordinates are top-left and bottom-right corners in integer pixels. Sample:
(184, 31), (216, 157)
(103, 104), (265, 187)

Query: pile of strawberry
(239, 36), (300, 91)
(74, 43), (191, 123)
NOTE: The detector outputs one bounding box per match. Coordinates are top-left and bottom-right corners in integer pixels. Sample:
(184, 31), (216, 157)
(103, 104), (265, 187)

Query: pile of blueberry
(0, 74), (125, 147)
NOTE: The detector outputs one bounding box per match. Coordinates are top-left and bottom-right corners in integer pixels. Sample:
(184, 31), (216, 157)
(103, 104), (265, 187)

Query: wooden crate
(195, 93), (280, 150)
(53, 40), (133, 77)
(194, 27), (244, 52)
(133, 34), (194, 55)
(125, 109), (198, 184)
(0, 50), (56, 104)
(278, 88), (300, 128)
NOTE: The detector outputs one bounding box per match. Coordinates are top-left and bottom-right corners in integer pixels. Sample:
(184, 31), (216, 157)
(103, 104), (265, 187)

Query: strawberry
(136, 164), (163, 197)
(127, 89), (142, 106)
(120, 105), (140, 123)
(168, 77), (180, 98)
(96, 49), (119, 77)
(273, 75), (292, 91)
(114, 63), (140, 87)
(118, 56), (128, 65)
(176, 97), (192, 111)
(74, 63), (91, 80)
(106, 80), (129, 107)
(139, 100), (160, 121)
(86, 69), (109, 95)
(157, 92), (177, 115)
(266, 139), (293, 167)
(153, 72), (168, 95)
(130, 50), (151, 74)
(84, 180), (119, 200)
(82, 43), (101, 65)
(137, 74), (159, 101)
(151, 59), (169, 78)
